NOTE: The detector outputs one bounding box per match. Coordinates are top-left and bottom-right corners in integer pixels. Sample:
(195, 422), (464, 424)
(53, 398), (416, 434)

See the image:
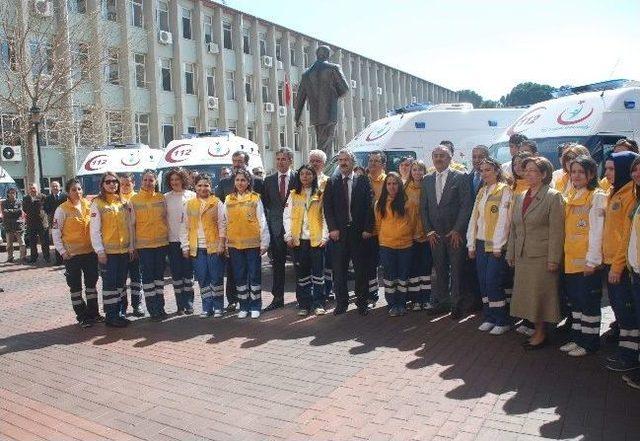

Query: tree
(0, 3), (130, 186)
(479, 100), (499, 108)
(500, 82), (554, 107)
(456, 89), (483, 108)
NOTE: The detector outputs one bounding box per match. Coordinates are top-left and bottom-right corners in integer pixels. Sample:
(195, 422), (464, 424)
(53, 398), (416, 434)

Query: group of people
(4, 135), (640, 392)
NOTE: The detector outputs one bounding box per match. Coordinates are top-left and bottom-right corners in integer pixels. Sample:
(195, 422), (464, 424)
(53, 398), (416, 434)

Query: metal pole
(34, 120), (45, 188)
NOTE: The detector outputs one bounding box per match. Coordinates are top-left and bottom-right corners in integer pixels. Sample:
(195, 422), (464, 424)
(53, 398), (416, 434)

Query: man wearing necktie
(44, 181), (67, 266)
(262, 148), (297, 311)
(420, 145), (473, 319)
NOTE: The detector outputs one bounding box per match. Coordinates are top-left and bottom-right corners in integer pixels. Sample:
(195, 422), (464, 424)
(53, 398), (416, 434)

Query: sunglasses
(104, 179), (118, 185)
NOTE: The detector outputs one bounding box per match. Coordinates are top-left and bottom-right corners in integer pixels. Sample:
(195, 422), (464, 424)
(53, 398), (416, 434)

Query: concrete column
(334, 49), (345, 150)
(170, 0), (185, 135)
(371, 64), (380, 121)
(282, 30), (294, 151)
(143, 0), (160, 146)
(294, 36), (308, 161)
(87, 0), (106, 146)
(343, 52), (354, 142)
(251, 17), (265, 154)
(213, 7), (227, 128)
(353, 56), (363, 133)
(395, 71), (401, 108)
(267, 25), (279, 149)
(362, 60), (372, 127)
(233, 13), (247, 137)
(117, 0), (134, 141)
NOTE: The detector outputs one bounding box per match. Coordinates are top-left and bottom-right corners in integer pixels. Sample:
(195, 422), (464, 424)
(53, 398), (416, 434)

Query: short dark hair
(275, 147), (294, 161)
(615, 138), (639, 153)
(232, 150), (250, 164)
(65, 178), (81, 193)
(368, 150), (387, 164)
(479, 158), (505, 183)
(440, 140), (454, 154)
(164, 167), (190, 190)
(519, 139), (538, 154)
(522, 156), (553, 185)
(193, 173), (211, 187)
(508, 133), (528, 146)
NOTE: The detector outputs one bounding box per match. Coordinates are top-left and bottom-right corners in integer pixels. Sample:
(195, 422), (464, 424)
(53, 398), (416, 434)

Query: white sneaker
(516, 325), (535, 336)
(250, 310), (260, 319)
(489, 325), (510, 335)
(237, 311), (248, 319)
(199, 312), (211, 319)
(412, 303), (422, 311)
(478, 322), (494, 332)
(560, 342), (578, 352)
(314, 307), (326, 315)
(213, 310), (223, 318)
(568, 347), (588, 357)
(423, 302), (434, 311)
(297, 309), (309, 316)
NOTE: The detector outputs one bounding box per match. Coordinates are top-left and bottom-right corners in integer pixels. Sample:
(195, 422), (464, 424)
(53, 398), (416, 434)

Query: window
(135, 113), (149, 144)
(303, 46), (309, 68)
(292, 84), (298, 107)
(223, 21), (232, 49)
(227, 120), (237, 135)
(134, 53), (146, 88)
(103, 0), (117, 22)
(157, 0), (169, 32)
(75, 108), (93, 147)
(206, 67), (215, 97)
(247, 124), (254, 141)
(261, 78), (270, 102)
(30, 41), (53, 78)
(184, 62), (195, 95)
(290, 46), (296, 66)
(130, 0), (143, 28)
(259, 33), (267, 57)
(244, 75), (253, 103)
(242, 29), (251, 55)
(186, 117), (197, 134)
(264, 123), (271, 150)
(181, 8), (192, 40)
(279, 126), (286, 147)
(161, 58), (171, 91)
(106, 48), (119, 85)
(162, 116), (174, 147)
(106, 111), (123, 143)
(203, 15), (213, 44)
(277, 82), (284, 106)
(1, 39), (17, 71)
(0, 114), (20, 146)
(69, 0), (87, 14)
(225, 71), (235, 100)
(73, 43), (89, 80)
(275, 39), (281, 61)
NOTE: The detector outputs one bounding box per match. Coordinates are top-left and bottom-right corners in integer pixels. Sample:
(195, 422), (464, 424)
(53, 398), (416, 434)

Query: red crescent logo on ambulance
(165, 144), (192, 163)
(208, 143), (231, 158)
(365, 121), (392, 142)
(556, 101), (594, 125)
(84, 154), (109, 171)
(506, 106), (546, 136)
(121, 152), (140, 167)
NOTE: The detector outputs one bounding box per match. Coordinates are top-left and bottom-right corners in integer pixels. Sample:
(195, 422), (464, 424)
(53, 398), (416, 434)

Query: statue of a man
(294, 45), (349, 154)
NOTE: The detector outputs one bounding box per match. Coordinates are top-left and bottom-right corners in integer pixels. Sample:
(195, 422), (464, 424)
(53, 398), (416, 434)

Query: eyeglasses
(104, 179), (118, 185)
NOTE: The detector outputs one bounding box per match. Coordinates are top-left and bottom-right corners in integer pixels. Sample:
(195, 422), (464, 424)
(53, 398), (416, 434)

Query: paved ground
(0, 252), (639, 441)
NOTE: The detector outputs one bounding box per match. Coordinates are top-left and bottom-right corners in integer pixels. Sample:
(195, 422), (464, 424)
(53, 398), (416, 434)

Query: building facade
(0, 0), (457, 189)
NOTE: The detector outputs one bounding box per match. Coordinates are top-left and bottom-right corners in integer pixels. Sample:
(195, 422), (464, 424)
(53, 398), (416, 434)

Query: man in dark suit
(420, 145), (473, 319)
(294, 45), (349, 154)
(23, 182), (51, 264)
(261, 147), (296, 311)
(323, 149), (375, 316)
(44, 181), (67, 265)
(215, 150), (264, 311)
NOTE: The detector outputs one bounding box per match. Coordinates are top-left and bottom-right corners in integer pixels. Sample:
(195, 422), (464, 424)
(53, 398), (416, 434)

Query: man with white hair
(420, 145), (473, 319)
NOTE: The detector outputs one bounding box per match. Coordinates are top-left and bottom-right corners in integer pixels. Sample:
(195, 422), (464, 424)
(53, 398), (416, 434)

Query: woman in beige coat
(507, 156), (565, 349)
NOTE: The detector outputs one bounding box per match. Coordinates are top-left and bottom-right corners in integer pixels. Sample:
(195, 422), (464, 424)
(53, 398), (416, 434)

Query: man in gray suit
(420, 145), (473, 319)
(262, 147), (296, 311)
(294, 45), (349, 154)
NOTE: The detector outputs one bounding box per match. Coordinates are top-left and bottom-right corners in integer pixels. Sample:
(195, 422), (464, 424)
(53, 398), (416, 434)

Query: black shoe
(105, 319), (127, 328)
(523, 338), (549, 350)
(150, 315), (164, 322)
(226, 302), (238, 312)
(44, 256), (51, 263)
(93, 314), (105, 323)
(358, 305), (369, 316)
(118, 317), (131, 325)
(184, 308), (194, 315)
(28, 258), (37, 264)
(450, 307), (462, 320)
(160, 310), (169, 319)
(264, 301), (284, 312)
(132, 307), (145, 317)
(176, 308), (185, 316)
(605, 358), (640, 372)
(80, 319), (93, 328)
(333, 305), (348, 315)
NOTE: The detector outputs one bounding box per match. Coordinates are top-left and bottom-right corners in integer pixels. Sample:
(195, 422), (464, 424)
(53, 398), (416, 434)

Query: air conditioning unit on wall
(1, 145), (22, 162)
(278, 106), (287, 117)
(262, 56), (273, 68)
(350, 80), (357, 89)
(264, 102), (275, 112)
(207, 96), (219, 110)
(207, 42), (219, 54)
(158, 31), (173, 45)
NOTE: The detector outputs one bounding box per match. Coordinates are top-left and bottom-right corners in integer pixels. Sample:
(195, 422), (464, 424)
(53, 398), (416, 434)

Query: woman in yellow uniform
(375, 172), (417, 317)
(466, 158), (513, 335)
(118, 172), (142, 316)
(284, 164), (328, 316)
(405, 160), (432, 311)
(89, 172), (134, 327)
(223, 169), (270, 319)
(52, 178), (101, 328)
(180, 174), (225, 318)
(561, 156), (606, 357)
(129, 170), (169, 321)
(602, 151), (640, 371)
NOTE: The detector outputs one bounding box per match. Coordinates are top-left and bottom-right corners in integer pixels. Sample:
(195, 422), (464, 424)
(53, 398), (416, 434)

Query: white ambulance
(156, 130), (263, 191)
(0, 165), (17, 200)
(76, 142), (163, 197)
(328, 104), (525, 173)
(489, 79), (640, 168)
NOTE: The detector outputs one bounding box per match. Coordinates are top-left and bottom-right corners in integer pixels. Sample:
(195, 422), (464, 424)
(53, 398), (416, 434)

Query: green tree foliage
(499, 82), (554, 106)
(456, 89), (483, 108)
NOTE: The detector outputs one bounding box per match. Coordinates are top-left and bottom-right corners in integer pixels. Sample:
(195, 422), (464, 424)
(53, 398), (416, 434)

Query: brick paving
(1, 253), (639, 441)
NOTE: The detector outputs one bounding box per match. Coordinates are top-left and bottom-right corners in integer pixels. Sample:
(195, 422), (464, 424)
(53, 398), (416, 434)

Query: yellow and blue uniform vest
(58, 199), (93, 256)
(130, 189), (168, 249)
(225, 192), (262, 250)
(94, 194), (130, 254)
(288, 189), (325, 247)
(185, 196), (222, 257)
